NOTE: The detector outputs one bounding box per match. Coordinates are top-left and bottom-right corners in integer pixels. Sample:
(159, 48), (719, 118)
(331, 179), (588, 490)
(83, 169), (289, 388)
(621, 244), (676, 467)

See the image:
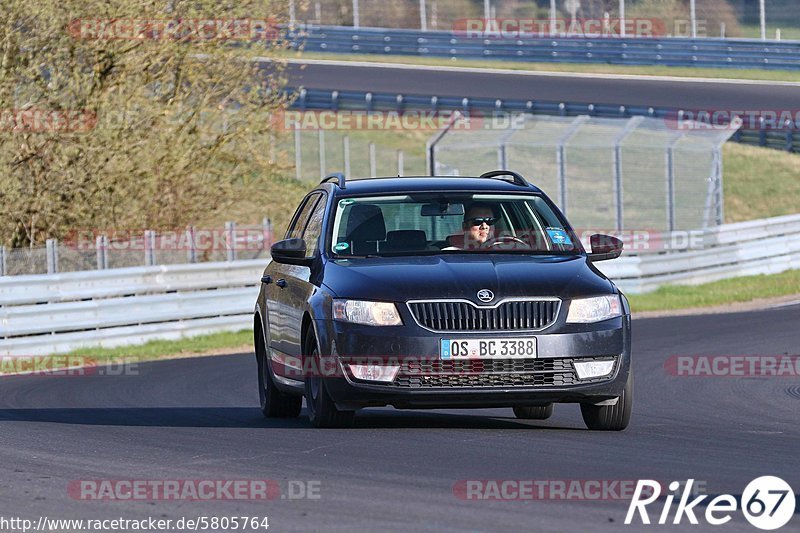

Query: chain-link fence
(0, 221), (274, 277)
(288, 0), (799, 40)
(429, 114), (737, 232)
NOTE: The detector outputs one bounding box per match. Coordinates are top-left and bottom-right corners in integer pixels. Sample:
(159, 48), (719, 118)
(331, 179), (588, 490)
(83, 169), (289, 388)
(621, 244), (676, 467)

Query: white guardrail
(2, 214), (799, 356)
(0, 260), (264, 356)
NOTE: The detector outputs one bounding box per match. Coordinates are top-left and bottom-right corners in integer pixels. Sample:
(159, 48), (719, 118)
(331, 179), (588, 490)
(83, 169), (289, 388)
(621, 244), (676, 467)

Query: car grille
(389, 356), (616, 389)
(408, 299), (560, 332)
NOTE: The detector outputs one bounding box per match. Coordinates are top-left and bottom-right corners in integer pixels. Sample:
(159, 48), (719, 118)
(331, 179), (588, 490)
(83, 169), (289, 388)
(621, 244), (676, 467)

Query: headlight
(333, 300), (403, 326)
(566, 295), (622, 323)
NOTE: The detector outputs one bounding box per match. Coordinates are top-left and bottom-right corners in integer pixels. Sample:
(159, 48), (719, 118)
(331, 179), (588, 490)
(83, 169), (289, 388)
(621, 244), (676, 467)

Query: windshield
(329, 193), (582, 257)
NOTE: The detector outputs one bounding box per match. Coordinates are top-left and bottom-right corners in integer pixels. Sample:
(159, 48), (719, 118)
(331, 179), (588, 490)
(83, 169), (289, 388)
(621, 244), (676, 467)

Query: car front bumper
(316, 315), (632, 411)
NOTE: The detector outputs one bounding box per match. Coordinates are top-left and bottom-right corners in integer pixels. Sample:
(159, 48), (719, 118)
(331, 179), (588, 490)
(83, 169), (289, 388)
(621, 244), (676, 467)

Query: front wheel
(580, 369), (633, 431)
(304, 330), (355, 428)
(256, 327), (302, 418)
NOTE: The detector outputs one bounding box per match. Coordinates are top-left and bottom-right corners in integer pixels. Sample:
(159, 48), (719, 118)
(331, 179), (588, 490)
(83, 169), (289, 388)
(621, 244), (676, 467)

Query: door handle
(261, 275), (272, 284)
(275, 279), (288, 288)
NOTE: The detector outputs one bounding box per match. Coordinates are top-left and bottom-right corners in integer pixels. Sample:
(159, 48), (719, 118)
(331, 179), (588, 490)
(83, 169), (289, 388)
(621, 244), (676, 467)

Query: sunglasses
(466, 217), (497, 227)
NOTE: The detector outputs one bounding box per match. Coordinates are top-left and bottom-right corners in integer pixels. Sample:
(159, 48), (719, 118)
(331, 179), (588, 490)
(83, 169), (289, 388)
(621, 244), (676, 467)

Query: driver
(463, 202), (498, 248)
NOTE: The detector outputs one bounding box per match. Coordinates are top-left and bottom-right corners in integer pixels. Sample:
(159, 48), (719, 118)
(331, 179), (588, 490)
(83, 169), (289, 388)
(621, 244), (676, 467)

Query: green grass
(68, 330), (252, 363)
(739, 24), (800, 41)
(283, 50), (800, 83)
(723, 143), (800, 223)
(628, 269), (800, 312)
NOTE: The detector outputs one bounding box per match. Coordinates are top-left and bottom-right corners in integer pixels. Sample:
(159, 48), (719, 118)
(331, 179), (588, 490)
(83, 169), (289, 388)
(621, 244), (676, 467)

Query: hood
(322, 254), (614, 303)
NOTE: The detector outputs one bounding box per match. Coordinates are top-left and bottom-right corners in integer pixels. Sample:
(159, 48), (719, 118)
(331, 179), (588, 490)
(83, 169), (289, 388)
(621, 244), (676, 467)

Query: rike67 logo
(626, 477), (796, 530)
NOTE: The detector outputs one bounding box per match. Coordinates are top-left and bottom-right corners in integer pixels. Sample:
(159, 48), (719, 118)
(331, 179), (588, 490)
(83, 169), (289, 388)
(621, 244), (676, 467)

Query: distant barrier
(284, 87), (799, 153)
(288, 25), (800, 71)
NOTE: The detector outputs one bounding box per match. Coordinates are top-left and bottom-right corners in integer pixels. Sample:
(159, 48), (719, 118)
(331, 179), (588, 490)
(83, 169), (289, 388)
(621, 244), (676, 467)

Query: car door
(266, 193), (321, 361)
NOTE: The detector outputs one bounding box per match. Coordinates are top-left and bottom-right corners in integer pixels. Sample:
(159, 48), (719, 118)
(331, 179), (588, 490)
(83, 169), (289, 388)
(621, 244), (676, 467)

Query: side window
(286, 193), (320, 240)
(302, 195), (326, 257)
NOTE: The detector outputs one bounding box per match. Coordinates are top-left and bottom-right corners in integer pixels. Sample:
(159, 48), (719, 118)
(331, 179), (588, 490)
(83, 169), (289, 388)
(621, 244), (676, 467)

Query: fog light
(348, 364), (400, 383)
(573, 360), (615, 380)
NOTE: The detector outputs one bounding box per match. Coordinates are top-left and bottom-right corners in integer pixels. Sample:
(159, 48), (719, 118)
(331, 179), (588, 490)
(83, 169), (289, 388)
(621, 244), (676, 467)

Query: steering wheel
(480, 235), (531, 249)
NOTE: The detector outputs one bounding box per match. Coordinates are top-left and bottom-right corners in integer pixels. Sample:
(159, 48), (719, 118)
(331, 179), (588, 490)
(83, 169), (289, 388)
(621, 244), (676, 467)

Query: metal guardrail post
(186, 226), (197, 264)
(0, 246), (6, 276)
(144, 230), (156, 266)
(46, 239), (59, 274)
(96, 235), (108, 270)
(226, 221), (237, 262)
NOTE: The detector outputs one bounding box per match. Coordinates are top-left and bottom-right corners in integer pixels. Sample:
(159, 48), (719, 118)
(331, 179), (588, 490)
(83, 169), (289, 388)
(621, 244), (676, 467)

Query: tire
(304, 329), (355, 428)
(255, 323), (302, 418)
(513, 404), (554, 420)
(580, 369), (633, 431)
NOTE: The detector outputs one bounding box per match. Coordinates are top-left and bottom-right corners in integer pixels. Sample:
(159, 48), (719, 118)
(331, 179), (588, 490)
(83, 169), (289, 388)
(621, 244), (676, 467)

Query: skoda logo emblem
(477, 289), (494, 303)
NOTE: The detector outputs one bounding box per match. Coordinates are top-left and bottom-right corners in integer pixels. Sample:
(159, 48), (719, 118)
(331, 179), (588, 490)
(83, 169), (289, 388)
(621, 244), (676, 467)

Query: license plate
(441, 338), (537, 359)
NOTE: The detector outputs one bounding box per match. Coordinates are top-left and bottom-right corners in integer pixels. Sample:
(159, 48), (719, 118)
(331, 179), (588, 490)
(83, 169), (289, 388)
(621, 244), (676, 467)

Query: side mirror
(587, 234), (623, 262)
(271, 238), (313, 266)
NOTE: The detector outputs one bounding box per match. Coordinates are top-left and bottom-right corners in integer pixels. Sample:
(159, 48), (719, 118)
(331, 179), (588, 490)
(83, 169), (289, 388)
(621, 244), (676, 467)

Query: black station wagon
(254, 170), (632, 429)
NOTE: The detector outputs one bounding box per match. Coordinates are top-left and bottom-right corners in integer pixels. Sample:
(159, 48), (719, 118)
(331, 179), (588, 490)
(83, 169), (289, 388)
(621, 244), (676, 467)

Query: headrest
(345, 204), (386, 242)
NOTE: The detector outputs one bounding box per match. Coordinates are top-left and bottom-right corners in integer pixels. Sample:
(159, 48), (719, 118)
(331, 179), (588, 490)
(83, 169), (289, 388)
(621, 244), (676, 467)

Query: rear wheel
(304, 330), (355, 428)
(256, 324), (302, 418)
(513, 404), (554, 420)
(580, 369), (633, 431)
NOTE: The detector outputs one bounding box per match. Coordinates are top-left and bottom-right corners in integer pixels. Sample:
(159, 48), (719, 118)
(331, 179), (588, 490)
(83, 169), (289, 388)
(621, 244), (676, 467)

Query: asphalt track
(2, 304), (799, 532)
(285, 60), (800, 110)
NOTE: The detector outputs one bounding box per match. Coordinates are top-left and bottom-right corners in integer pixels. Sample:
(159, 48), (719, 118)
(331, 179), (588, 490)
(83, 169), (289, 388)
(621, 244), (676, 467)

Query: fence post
(397, 150), (405, 176)
(225, 221), (237, 262)
(144, 230), (156, 266)
(186, 226), (197, 264)
(46, 239), (59, 274)
(96, 235), (108, 270)
(343, 135), (351, 177)
(369, 142), (377, 177)
(612, 116), (643, 231)
(294, 123), (302, 181)
(263, 217), (273, 253)
(318, 129), (327, 179)
(419, 0), (427, 31)
(555, 115), (589, 215)
(0, 246), (6, 276)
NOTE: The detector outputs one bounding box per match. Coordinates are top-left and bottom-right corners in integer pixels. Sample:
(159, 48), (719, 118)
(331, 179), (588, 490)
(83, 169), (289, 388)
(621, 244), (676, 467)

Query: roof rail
(320, 172), (346, 189)
(479, 170), (530, 187)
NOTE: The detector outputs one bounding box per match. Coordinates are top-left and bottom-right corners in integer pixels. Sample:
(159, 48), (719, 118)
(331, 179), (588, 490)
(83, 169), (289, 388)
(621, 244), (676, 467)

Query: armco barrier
(2, 214), (799, 356)
(287, 25), (800, 71)
(284, 87), (799, 153)
(596, 214), (800, 293)
(0, 260), (264, 356)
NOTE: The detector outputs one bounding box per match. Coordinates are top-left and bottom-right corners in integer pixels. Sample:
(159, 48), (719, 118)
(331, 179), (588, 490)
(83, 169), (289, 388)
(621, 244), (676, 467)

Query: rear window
(329, 193), (581, 257)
